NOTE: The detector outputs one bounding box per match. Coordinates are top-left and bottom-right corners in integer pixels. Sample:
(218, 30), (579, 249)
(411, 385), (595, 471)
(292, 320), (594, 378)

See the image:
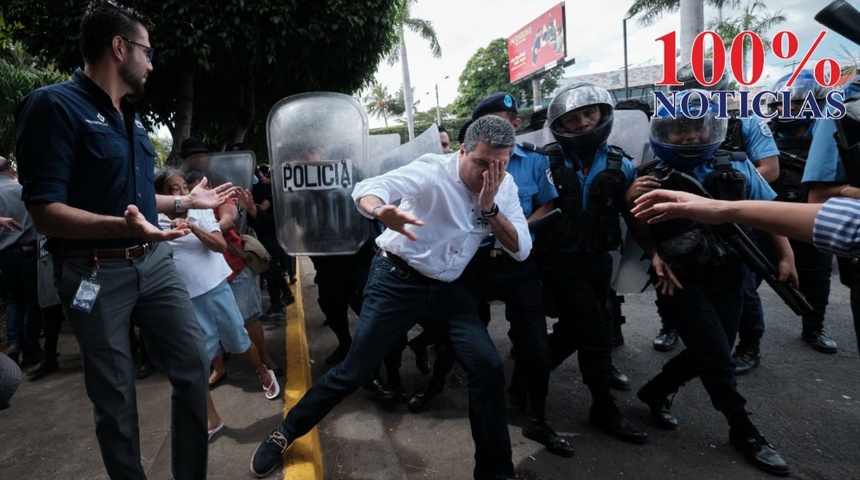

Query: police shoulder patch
(757, 119), (773, 138)
(545, 167), (555, 186)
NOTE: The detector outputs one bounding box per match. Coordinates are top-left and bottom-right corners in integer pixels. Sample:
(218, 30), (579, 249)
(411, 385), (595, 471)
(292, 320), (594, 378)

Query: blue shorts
(191, 280), (251, 360)
(229, 266), (263, 325)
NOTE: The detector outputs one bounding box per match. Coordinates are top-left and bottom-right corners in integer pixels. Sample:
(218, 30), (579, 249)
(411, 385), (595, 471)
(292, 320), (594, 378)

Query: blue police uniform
(15, 68), (210, 479)
(803, 78), (860, 184)
(509, 144), (558, 218)
(739, 116), (780, 162)
(801, 75), (860, 351)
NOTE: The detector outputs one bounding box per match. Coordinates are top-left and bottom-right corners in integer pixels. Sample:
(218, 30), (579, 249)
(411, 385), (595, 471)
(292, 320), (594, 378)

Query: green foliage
(363, 82), (404, 127)
(6, 0), (400, 151)
(0, 44), (69, 158)
(451, 38), (562, 117)
(148, 133), (171, 167)
(627, 0), (742, 26)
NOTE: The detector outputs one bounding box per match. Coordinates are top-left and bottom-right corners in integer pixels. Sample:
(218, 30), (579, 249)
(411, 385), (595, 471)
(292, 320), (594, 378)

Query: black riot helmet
(670, 59), (728, 91)
(547, 83), (615, 158)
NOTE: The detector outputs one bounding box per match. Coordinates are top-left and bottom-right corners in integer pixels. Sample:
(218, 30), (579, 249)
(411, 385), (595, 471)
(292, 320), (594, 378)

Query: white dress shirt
(352, 152), (531, 282)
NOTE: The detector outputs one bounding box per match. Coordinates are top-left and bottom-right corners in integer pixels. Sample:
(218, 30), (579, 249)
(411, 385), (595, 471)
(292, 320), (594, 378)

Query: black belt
(379, 250), (442, 283)
(52, 243), (153, 260)
(379, 250), (412, 271)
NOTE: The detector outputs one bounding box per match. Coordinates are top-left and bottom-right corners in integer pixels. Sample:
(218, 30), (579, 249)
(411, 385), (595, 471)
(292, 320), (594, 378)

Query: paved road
(1, 256), (859, 479)
(311, 259), (860, 480)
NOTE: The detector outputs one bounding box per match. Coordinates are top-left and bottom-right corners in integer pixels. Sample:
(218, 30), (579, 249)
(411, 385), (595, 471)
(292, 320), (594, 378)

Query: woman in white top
(155, 168), (279, 441)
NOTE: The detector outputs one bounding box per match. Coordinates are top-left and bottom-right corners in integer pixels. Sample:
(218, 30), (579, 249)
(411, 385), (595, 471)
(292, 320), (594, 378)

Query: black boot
(801, 315), (838, 354)
(637, 382), (678, 430)
(407, 378), (445, 413)
(732, 343), (760, 375)
(363, 370), (398, 402)
(610, 364), (630, 391)
(589, 401), (648, 444)
(522, 416), (575, 457)
(727, 411), (789, 476)
(652, 328), (679, 352)
(27, 356), (58, 380)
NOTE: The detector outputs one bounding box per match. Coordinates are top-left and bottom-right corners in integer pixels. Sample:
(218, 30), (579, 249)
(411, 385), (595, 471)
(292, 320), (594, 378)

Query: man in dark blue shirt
(15, 2), (232, 479)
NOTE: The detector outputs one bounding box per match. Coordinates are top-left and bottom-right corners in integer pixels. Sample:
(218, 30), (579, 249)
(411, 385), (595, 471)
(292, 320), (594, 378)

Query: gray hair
(154, 167), (184, 194)
(463, 115), (515, 153)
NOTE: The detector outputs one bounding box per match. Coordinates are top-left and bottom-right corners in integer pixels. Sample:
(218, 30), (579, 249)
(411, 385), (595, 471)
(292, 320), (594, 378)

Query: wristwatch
(372, 205), (384, 219)
(481, 203), (499, 218)
(174, 196), (186, 213)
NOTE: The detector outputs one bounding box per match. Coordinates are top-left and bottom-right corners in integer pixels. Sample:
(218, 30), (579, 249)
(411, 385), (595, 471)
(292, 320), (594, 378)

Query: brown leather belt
(52, 243), (153, 260)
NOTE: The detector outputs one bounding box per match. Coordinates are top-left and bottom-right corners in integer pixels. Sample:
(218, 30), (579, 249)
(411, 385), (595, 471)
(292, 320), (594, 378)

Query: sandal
(263, 369), (280, 400)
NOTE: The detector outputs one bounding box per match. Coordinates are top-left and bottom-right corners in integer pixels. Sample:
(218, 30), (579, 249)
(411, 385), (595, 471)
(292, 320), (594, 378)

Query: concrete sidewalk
(0, 261), (312, 480)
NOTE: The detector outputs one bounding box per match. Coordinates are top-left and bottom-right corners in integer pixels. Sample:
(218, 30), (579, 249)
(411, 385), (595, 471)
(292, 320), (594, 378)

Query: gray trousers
(55, 242), (209, 480)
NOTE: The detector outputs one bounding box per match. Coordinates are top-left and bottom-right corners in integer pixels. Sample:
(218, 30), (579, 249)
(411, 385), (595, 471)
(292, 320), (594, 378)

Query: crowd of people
(2, 1), (860, 479)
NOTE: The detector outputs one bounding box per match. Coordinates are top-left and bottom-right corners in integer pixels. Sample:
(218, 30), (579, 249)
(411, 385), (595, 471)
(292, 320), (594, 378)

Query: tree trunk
(679, 0), (704, 66)
(168, 64), (194, 166)
(229, 75), (256, 148)
(400, 26), (415, 141)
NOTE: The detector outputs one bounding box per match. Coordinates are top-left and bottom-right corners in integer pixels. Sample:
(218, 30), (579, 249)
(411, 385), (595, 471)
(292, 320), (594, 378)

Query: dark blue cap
(472, 92), (518, 120)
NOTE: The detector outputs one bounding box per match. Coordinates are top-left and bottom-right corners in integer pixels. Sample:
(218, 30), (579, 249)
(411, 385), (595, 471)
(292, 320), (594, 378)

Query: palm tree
(627, 0), (741, 64)
(364, 82), (397, 127)
(387, 0), (441, 140)
(709, 1), (786, 83)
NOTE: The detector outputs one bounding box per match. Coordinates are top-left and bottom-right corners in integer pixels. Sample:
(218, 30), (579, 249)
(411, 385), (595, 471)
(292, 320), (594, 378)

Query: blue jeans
(279, 254), (514, 479)
(55, 242), (209, 480)
(0, 246), (41, 358)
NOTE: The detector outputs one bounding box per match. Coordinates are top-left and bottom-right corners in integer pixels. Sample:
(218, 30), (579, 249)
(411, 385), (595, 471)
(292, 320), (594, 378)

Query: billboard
(508, 2), (566, 84)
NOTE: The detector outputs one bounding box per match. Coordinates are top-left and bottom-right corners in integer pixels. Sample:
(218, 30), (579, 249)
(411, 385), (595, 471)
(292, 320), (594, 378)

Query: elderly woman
(155, 168), (279, 441)
(183, 169), (282, 388)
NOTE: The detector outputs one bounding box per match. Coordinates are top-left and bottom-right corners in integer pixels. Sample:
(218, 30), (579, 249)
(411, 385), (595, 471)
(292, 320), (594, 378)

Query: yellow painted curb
(281, 262), (323, 479)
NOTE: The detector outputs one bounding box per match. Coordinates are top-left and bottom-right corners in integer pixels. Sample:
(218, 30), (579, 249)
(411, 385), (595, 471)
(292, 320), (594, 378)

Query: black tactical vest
(638, 152), (747, 269)
(537, 143), (628, 252)
(770, 127), (812, 203)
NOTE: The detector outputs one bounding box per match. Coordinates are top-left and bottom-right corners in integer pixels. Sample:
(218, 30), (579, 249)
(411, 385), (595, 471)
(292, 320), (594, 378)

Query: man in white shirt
(250, 115), (529, 479)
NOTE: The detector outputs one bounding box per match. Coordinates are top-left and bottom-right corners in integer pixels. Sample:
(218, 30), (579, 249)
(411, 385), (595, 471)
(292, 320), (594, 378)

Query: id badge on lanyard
(70, 254), (101, 313)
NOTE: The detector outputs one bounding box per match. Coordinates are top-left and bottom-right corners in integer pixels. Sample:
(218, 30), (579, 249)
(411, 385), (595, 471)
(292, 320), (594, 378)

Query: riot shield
(516, 122), (554, 148)
(608, 110), (652, 166)
(368, 124), (443, 177)
(266, 92), (372, 255)
(368, 133), (402, 159)
(183, 150), (256, 233)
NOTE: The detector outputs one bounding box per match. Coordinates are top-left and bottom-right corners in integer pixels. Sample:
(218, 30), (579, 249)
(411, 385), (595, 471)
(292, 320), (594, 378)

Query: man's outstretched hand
(125, 205), (190, 241)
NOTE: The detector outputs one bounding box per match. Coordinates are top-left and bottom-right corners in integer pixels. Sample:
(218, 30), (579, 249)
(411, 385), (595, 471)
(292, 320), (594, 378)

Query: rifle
(662, 170), (814, 316)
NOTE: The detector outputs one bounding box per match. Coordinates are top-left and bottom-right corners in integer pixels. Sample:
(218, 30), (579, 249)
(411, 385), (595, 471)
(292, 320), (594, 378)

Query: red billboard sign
(508, 2), (567, 84)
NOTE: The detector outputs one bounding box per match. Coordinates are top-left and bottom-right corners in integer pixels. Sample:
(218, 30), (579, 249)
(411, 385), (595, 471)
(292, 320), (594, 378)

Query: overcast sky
(369, 0), (860, 128)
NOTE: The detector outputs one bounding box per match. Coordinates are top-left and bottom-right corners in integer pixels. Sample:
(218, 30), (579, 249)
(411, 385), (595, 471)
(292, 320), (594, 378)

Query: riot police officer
(536, 83), (648, 444)
(803, 74), (860, 353)
(653, 61), (780, 380)
(630, 89), (795, 476)
(750, 71), (837, 354)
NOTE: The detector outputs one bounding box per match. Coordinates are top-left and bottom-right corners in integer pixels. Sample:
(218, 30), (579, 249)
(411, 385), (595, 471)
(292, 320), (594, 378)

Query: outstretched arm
(631, 190), (819, 244)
